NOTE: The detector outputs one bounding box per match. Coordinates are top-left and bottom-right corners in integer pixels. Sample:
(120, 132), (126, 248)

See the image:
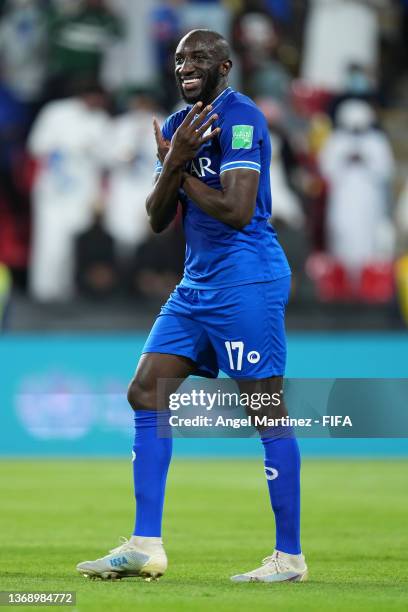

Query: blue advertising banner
(1, 333), (408, 456)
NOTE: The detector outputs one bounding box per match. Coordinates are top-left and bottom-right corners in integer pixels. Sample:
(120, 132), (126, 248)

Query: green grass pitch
(1, 459), (407, 612)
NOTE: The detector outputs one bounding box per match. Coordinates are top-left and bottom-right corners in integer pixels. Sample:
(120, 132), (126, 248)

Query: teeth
(183, 78), (200, 84)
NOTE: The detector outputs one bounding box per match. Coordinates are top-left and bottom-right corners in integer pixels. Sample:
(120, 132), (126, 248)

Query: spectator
(319, 99), (395, 278)
(328, 61), (379, 122)
(99, 0), (159, 92)
(104, 88), (165, 259)
(232, 5), (291, 100)
(301, 0), (380, 93)
(46, 0), (123, 99)
(130, 219), (185, 300)
(28, 80), (111, 301)
(0, 0), (48, 108)
(0, 83), (29, 196)
(74, 207), (118, 299)
(150, 0), (184, 110)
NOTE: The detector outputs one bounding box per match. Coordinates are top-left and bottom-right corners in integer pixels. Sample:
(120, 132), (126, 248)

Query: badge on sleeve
(232, 125), (254, 149)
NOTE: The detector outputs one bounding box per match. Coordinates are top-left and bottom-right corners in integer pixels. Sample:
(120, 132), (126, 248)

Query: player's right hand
(153, 118), (171, 164)
(167, 102), (220, 167)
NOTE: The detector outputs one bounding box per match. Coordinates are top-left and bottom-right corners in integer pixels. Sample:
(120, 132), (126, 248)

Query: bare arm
(146, 103), (220, 233)
(182, 168), (259, 230)
(145, 158), (184, 233)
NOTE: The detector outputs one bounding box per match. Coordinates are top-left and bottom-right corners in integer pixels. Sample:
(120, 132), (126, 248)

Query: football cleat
(230, 550), (308, 583)
(76, 537), (167, 581)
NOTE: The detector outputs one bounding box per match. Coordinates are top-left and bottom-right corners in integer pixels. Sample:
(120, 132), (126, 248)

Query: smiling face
(175, 31), (232, 106)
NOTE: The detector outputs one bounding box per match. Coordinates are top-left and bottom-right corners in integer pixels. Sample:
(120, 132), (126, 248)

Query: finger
(181, 102), (203, 126)
(190, 104), (214, 129)
(201, 127), (221, 144)
(153, 118), (164, 145)
(196, 113), (218, 135)
(153, 117), (163, 145)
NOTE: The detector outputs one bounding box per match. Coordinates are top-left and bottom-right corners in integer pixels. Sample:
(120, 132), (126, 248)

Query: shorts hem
(141, 349), (218, 379)
(179, 273), (291, 291)
(222, 369), (285, 380)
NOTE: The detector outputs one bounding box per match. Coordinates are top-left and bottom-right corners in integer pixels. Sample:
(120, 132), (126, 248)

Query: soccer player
(77, 29), (308, 583)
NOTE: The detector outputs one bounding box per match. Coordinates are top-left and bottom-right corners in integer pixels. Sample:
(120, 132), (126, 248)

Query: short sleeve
(219, 104), (262, 175)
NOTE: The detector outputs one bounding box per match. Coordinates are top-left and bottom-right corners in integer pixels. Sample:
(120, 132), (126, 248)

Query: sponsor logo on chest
(189, 157), (218, 178)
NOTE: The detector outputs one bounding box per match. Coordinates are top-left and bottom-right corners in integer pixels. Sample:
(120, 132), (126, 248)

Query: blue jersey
(156, 87), (291, 289)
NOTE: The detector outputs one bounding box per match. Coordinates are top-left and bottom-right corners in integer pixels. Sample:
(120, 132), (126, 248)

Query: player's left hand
(153, 118), (171, 164)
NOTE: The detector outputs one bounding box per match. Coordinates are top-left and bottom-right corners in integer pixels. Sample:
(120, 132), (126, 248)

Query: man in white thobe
(319, 100), (395, 276)
(28, 84), (111, 300)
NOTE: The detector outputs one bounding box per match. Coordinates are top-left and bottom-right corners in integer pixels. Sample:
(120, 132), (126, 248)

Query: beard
(178, 64), (222, 105)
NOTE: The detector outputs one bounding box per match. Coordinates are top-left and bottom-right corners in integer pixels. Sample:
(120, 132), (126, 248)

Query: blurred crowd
(1, 0), (408, 327)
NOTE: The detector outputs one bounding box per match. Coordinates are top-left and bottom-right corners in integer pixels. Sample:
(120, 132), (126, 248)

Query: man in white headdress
(319, 99), (395, 277)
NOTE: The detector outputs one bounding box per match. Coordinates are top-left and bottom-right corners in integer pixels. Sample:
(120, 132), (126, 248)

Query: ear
(220, 59), (232, 76)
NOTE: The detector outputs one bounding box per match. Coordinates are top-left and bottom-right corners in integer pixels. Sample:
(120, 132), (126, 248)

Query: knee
(127, 375), (157, 411)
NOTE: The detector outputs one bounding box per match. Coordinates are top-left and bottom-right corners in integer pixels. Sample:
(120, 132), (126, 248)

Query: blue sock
(132, 410), (172, 537)
(261, 426), (301, 554)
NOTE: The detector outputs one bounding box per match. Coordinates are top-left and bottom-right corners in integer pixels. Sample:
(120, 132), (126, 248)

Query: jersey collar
(209, 86), (233, 107)
(186, 87), (233, 113)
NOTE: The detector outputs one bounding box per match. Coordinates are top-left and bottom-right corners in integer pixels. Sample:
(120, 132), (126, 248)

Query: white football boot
(231, 550), (308, 583)
(76, 536), (167, 581)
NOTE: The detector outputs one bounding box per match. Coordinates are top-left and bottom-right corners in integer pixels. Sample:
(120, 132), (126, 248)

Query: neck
(203, 80), (229, 106)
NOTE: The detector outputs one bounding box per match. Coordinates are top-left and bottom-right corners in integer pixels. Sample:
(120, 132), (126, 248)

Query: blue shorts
(143, 276), (291, 379)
